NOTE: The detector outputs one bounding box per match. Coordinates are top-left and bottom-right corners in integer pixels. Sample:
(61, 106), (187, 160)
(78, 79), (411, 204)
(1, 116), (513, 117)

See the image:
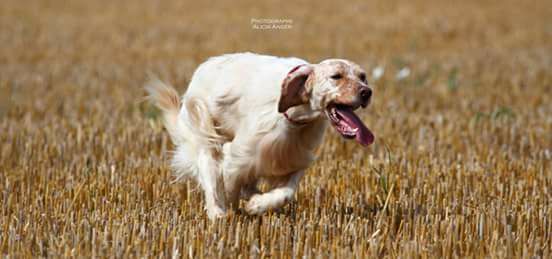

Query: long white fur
(146, 52), (367, 219)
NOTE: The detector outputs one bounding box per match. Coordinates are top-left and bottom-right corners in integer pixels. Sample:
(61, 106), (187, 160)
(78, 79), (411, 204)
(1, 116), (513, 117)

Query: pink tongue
(335, 107), (375, 146)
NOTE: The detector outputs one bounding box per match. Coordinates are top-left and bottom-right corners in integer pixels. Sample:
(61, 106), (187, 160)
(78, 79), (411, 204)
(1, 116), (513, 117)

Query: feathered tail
(145, 77), (225, 182)
(145, 77), (188, 145)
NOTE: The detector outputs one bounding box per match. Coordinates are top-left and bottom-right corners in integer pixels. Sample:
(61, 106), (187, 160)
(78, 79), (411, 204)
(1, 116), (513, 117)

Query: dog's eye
(359, 73), (367, 82)
(330, 74), (342, 80)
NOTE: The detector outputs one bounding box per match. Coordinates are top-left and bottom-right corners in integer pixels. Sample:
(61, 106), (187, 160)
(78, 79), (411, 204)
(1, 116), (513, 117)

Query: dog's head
(278, 59), (374, 146)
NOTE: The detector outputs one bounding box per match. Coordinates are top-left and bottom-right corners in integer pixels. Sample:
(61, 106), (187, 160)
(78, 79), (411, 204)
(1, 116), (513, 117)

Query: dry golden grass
(1, 0), (551, 257)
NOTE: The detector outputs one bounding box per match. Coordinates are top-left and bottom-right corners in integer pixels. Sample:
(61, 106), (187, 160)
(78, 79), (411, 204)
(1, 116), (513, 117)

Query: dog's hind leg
(221, 142), (246, 210)
(245, 170), (304, 215)
(147, 78), (228, 219)
(221, 140), (259, 210)
(196, 147), (227, 219)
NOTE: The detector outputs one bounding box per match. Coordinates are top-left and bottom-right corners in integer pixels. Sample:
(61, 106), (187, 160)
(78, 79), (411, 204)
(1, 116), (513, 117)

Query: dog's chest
(256, 121), (326, 176)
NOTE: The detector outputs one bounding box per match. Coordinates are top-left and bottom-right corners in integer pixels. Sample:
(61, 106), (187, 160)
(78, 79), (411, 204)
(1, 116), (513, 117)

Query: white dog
(146, 53), (374, 219)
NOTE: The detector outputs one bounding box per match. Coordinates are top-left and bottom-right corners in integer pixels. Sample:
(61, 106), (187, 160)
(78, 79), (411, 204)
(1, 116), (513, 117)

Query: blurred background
(1, 0), (551, 257)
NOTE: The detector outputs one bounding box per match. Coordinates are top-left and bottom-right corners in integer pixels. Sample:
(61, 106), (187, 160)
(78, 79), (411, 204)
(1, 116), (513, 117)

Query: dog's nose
(359, 87), (372, 107)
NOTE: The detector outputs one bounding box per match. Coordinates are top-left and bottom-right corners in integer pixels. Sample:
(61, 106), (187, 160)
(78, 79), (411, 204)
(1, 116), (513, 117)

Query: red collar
(283, 111), (310, 126)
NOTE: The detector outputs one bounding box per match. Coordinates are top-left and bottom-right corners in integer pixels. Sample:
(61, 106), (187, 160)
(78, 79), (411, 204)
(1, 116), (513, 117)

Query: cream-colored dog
(147, 53), (374, 219)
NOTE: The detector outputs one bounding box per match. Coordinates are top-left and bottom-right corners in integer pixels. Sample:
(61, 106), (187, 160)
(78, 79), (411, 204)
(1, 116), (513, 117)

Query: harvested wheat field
(1, 0), (551, 257)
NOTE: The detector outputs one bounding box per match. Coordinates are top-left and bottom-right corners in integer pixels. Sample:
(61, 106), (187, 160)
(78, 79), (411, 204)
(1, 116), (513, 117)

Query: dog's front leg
(245, 171), (304, 215)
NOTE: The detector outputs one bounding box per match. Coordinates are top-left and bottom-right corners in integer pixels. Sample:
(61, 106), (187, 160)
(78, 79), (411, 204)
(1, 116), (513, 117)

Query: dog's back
(186, 52), (307, 108)
(182, 53), (308, 139)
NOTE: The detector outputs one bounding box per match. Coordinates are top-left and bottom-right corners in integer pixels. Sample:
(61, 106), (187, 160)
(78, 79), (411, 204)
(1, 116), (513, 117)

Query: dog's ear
(278, 65), (314, 113)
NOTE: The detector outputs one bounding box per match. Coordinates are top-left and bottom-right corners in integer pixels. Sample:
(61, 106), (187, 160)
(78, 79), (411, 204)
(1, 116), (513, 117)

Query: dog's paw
(245, 194), (268, 215)
(206, 206), (226, 220)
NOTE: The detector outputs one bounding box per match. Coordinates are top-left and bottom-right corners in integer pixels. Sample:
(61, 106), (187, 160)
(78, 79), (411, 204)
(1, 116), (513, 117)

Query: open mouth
(325, 104), (374, 146)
